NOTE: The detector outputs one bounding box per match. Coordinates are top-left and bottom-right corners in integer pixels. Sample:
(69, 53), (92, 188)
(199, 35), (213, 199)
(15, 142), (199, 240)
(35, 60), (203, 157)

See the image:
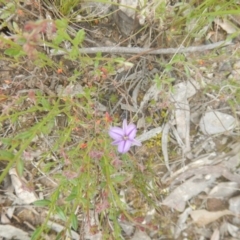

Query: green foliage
(31, 227), (43, 240)
(1, 37), (26, 59)
(34, 199), (52, 207)
(4, 47), (25, 58)
(16, 158), (24, 176)
(70, 213), (78, 230)
(153, 73), (175, 90)
(0, 150), (14, 161)
(51, 0), (80, 16)
(0, 2), (16, 19)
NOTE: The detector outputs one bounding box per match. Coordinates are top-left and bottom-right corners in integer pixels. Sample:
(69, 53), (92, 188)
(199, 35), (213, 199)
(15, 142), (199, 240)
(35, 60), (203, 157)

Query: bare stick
(50, 40), (232, 56)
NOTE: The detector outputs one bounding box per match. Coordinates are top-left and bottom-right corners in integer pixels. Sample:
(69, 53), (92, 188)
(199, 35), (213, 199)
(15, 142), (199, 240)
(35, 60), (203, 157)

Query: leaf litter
(0, 0), (240, 239)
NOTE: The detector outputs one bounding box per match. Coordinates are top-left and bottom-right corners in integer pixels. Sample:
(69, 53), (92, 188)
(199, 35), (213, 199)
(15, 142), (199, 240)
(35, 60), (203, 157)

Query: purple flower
(108, 119), (141, 153)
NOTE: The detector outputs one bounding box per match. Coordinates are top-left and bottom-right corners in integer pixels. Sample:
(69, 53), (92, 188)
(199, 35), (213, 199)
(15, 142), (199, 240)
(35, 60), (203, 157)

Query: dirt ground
(1, 1), (240, 240)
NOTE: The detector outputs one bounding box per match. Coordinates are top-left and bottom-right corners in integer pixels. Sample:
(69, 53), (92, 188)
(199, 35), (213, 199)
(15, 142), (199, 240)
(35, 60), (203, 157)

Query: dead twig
(50, 40), (233, 56)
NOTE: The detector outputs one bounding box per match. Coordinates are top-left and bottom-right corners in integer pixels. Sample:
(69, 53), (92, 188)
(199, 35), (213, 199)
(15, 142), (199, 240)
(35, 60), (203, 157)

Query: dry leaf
(57, 83), (83, 97)
(139, 82), (159, 112)
(174, 207), (192, 239)
(199, 110), (236, 135)
(84, 210), (102, 240)
(132, 80), (142, 110)
(120, 103), (137, 112)
(1, 212), (10, 224)
(173, 99), (191, 154)
(163, 153), (217, 184)
(130, 229), (151, 240)
(47, 220), (80, 240)
(229, 195), (240, 214)
(170, 80), (199, 156)
(190, 209), (233, 226)
(118, 0), (146, 25)
(162, 123), (170, 172)
(9, 168), (37, 204)
(227, 223), (239, 237)
(0, 225), (30, 240)
(214, 18), (238, 34)
(119, 221), (135, 236)
(210, 228), (220, 240)
(163, 175), (216, 212)
(209, 182), (240, 199)
(136, 127), (162, 142)
(137, 116), (145, 129)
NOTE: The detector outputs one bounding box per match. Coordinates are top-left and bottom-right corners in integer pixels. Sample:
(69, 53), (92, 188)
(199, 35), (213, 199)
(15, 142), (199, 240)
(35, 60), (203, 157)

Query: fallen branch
(50, 40), (232, 56)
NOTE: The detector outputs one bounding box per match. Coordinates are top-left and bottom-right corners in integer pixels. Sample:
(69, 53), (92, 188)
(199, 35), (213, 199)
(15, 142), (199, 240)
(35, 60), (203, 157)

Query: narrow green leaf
(56, 206), (66, 221)
(57, 29), (71, 41)
(111, 175), (126, 183)
(16, 159), (24, 177)
(69, 46), (79, 60)
(0, 3), (15, 19)
(41, 119), (55, 135)
(41, 97), (51, 110)
(55, 19), (68, 29)
(15, 131), (33, 140)
(4, 48), (23, 57)
(53, 34), (65, 45)
(31, 226), (43, 240)
(33, 199), (51, 207)
(51, 188), (60, 201)
(66, 186), (78, 201)
(0, 150), (14, 161)
(70, 213), (78, 231)
(72, 29), (85, 46)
